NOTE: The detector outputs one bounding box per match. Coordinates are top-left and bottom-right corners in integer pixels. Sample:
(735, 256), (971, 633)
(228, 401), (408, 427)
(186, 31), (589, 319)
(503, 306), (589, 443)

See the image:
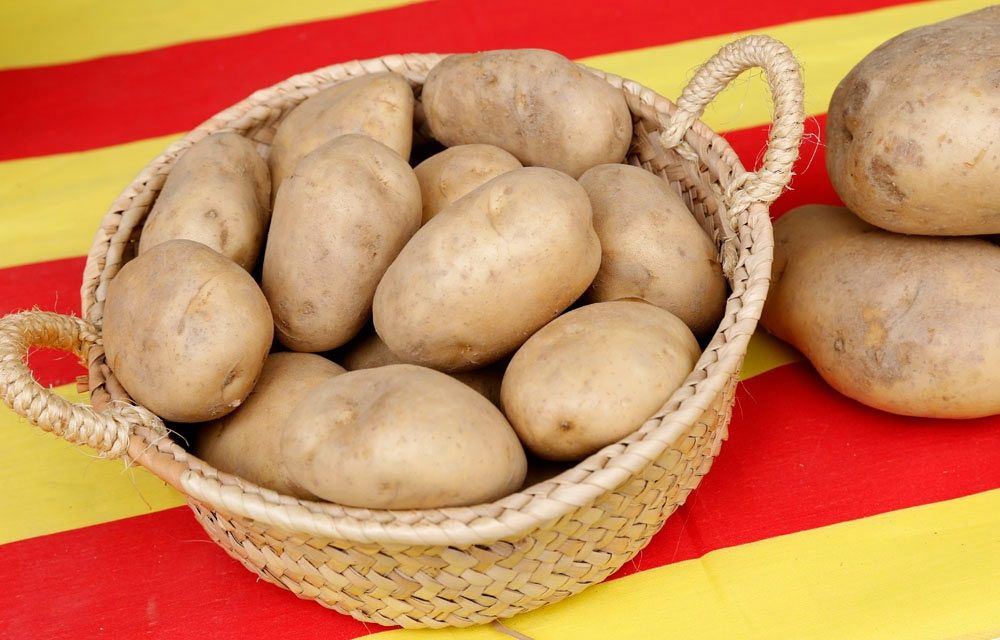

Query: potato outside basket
(0, 35), (803, 629)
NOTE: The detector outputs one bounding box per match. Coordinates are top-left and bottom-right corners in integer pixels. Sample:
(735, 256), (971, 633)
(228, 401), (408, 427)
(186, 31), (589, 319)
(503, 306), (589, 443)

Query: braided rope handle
(662, 35), (805, 213)
(0, 311), (162, 458)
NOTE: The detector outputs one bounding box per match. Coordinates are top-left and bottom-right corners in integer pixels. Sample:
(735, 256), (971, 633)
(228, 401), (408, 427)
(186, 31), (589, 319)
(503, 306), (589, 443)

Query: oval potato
(413, 144), (522, 223)
(138, 132), (271, 271)
(763, 205), (1000, 418)
(103, 240), (273, 422)
(263, 134), (421, 352)
(193, 352), (345, 496)
(501, 300), (700, 461)
(580, 163), (727, 337)
(423, 49), (632, 178)
(373, 167), (601, 371)
(281, 364), (527, 509)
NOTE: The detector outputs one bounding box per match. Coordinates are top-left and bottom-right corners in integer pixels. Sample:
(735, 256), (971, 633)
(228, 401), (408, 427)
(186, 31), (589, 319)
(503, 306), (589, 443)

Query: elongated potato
(138, 133), (270, 270)
(763, 205), (1000, 418)
(263, 134), (421, 352)
(826, 8), (1000, 234)
(502, 301), (700, 461)
(268, 72), (414, 199)
(103, 240), (273, 422)
(193, 353), (345, 496)
(580, 164), (727, 337)
(373, 167), (601, 371)
(281, 364), (527, 509)
(423, 49), (632, 178)
(413, 144), (522, 223)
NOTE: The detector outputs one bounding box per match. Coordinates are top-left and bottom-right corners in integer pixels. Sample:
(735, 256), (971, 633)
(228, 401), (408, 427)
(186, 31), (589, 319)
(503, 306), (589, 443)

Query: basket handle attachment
(661, 34), (805, 213)
(0, 311), (163, 458)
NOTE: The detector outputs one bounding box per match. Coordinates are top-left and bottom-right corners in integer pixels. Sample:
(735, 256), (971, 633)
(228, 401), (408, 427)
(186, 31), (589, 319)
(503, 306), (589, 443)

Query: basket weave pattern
(0, 39), (803, 628)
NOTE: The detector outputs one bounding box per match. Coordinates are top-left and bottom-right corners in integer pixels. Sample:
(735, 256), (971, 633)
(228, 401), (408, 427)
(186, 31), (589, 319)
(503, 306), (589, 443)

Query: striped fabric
(1, 1), (998, 638)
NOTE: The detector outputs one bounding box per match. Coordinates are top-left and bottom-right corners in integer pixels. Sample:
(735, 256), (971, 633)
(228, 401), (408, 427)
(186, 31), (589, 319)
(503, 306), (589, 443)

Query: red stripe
(0, 0), (916, 160)
(2, 363), (997, 638)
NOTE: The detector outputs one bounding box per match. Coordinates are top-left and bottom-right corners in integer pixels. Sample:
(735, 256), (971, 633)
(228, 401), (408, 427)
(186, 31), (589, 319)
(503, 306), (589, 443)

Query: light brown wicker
(0, 36), (803, 629)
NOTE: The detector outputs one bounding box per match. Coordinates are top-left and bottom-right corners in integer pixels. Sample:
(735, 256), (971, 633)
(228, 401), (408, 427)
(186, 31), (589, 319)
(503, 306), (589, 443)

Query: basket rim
(80, 51), (786, 547)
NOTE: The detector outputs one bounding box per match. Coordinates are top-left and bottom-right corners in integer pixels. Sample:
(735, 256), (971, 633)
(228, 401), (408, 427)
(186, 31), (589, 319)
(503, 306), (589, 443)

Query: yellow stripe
(741, 331), (801, 379)
(0, 0), (421, 70)
(373, 489), (1000, 640)
(0, 384), (184, 545)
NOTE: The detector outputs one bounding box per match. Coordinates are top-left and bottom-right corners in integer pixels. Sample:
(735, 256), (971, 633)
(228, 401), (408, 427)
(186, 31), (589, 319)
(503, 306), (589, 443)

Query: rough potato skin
(138, 133), (271, 270)
(423, 49), (632, 178)
(413, 144), (522, 223)
(763, 205), (1000, 418)
(826, 7), (1000, 235)
(280, 364), (527, 509)
(103, 240), (274, 423)
(193, 353), (345, 497)
(501, 301), (699, 461)
(262, 135), (422, 352)
(580, 164), (727, 337)
(373, 167), (601, 371)
(268, 72), (414, 200)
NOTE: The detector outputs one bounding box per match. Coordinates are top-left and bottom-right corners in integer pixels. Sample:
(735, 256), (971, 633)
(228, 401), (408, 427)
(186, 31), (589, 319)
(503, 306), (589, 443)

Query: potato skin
(826, 7), (1000, 235)
(413, 144), (522, 223)
(579, 164), (727, 337)
(373, 167), (601, 371)
(262, 134), (422, 352)
(280, 364), (527, 509)
(501, 301), (700, 461)
(763, 205), (1000, 418)
(193, 353), (345, 496)
(423, 49), (632, 178)
(103, 240), (274, 422)
(138, 133), (271, 271)
(268, 72), (414, 200)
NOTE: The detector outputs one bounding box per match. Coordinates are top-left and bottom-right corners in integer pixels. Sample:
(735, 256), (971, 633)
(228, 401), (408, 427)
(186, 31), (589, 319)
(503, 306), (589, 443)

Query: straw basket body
(0, 39), (803, 628)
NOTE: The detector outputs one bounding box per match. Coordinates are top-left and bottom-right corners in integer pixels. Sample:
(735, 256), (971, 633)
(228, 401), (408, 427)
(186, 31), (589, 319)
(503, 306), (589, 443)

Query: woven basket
(0, 37), (803, 629)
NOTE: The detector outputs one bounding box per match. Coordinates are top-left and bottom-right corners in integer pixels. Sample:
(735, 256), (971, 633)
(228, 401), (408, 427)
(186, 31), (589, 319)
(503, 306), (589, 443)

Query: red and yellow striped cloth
(1, 1), (998, 638)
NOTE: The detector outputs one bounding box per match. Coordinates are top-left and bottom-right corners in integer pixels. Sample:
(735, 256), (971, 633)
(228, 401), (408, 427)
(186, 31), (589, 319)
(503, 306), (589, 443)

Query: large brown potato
(413, 144), (522, 223)
(826, 7), (1000, 235)
(103, 240), (273, 422)
(280, 364), (527, 509)
(763, 205), (1000, 418)
(268, 72), (414, 200)
(579, 164), (727, 337)
(262, 134), (421, 352)
(373, 167), (601, 371)
(138, 133), (271, 271)
(193, 353), (345, 496)
(422, 49), (632, 178)
(501, 300), (700, 461)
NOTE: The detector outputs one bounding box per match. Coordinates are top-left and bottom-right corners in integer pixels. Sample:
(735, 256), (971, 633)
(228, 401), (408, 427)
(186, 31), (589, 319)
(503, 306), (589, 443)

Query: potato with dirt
(138, 132), (270, 271)
(826, 7), (1000, 235)
(762, 205), (1000, 418)
(413, 144), (522, 223)
(102, 240), (273, 422)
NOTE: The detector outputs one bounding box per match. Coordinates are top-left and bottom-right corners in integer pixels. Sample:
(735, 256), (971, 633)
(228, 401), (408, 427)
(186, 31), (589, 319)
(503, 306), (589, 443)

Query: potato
(193, 353), (345, 496)
(103, 240), (273, 422)
(340, 328), (505, 406)
(268, 72), (414, 200)
(579, 164), (727, 337)
(501, 300), (700, 461)
(422, 49), (632, 178)
(826, 7), (1000, 235)
(138, 133), (270, 271)
(413, 144), (522, 223)
(263, 134), (421, 352)
(280, 364), (527, 509)
(762, 205), (1000, 418)
(373, 167), (601, 371)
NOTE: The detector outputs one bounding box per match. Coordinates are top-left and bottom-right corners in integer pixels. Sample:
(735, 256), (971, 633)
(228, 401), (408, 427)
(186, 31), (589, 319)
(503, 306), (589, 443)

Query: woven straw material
(0, 38), (803, 628)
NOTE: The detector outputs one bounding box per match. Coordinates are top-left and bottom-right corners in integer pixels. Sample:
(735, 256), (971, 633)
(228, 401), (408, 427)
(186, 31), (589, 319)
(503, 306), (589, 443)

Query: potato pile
(105, 49), (729, 509)
(763, 8), (1000, 419)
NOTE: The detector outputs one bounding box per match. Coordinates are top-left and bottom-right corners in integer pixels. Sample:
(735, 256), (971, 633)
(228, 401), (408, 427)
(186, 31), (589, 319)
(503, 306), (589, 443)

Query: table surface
(1, 1), (998, 638)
